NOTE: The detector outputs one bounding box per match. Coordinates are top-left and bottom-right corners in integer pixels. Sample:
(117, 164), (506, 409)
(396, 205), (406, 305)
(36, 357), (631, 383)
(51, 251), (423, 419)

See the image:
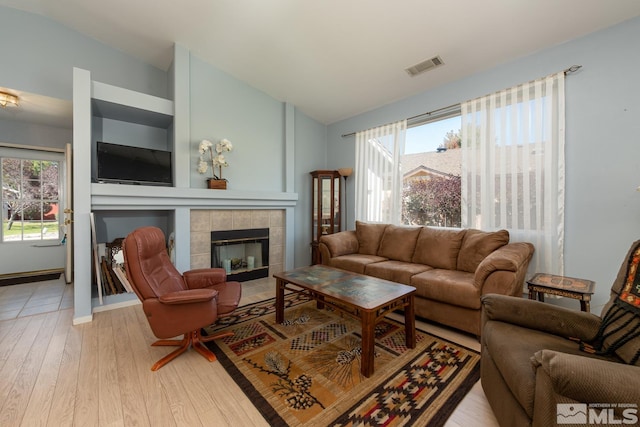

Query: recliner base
(150, 329), (233, 371)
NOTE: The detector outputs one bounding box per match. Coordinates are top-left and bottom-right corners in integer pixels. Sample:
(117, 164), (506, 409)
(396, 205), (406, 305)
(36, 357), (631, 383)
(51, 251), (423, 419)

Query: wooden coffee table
(274, 265), (416, 377)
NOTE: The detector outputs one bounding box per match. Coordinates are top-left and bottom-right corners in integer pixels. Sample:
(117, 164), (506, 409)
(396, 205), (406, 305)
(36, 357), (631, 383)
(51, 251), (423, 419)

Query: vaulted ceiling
(2, 0), (640, 125)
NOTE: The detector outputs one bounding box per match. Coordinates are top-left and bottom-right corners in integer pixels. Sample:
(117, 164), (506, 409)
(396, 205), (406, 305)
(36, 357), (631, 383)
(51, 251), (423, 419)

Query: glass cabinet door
(310, 170), (342, 264)
(321, 176), (332, 235)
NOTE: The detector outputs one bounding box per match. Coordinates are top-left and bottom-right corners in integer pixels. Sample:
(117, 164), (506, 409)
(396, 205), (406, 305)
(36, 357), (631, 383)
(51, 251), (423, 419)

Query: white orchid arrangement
(197, 138), (233, 180)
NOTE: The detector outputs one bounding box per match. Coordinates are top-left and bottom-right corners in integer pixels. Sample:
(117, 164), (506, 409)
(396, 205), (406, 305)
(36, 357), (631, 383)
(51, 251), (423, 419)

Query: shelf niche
(90, 81), (175, 188)
(90, 210), (174, 306)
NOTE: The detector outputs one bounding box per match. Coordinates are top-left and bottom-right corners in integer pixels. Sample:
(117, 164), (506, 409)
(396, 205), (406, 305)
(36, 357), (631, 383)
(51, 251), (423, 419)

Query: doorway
(0, 145), (68, 282)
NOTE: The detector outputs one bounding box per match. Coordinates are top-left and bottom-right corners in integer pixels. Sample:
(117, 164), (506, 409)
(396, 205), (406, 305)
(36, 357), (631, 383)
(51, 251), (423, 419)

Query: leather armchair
(481, 241), (640, 426)
(123, 226), (242, 371)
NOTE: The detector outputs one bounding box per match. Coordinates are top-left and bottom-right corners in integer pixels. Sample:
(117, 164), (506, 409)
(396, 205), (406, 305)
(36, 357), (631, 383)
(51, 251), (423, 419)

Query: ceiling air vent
(405, 55), (444, 77)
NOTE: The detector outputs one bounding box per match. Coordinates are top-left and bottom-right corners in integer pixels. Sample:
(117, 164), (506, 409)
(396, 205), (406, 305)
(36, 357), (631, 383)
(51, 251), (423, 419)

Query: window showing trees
(2, 157), (60, 242)
(401, 115), (462, 227)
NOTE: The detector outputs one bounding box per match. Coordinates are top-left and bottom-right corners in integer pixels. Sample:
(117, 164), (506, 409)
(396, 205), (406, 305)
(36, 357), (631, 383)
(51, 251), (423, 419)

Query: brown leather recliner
(123, 226), (242, 371)
(481, 241), (640, 427)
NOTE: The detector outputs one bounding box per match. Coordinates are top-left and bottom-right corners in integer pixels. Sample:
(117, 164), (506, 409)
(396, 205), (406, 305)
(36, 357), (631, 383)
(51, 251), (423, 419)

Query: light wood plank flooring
(0, 276), (499, 426)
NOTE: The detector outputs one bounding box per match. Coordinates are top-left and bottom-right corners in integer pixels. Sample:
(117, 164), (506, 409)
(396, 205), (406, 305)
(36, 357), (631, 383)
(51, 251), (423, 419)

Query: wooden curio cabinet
(310, 170), (342, 264)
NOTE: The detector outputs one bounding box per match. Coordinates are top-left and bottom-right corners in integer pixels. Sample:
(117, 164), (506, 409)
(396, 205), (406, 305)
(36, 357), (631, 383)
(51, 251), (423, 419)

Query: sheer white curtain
(355, 120), (407, 224)
(461, 72), (565, 275)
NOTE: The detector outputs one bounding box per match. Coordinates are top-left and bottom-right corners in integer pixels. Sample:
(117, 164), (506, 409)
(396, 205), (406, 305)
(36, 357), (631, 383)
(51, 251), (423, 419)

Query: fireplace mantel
(88, 183), (297, 291)
(91, 183), (298, 210)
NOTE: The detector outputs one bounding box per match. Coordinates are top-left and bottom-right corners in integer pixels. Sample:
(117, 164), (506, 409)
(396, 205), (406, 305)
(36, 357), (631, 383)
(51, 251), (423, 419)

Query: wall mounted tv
(95, 141), (173, 186)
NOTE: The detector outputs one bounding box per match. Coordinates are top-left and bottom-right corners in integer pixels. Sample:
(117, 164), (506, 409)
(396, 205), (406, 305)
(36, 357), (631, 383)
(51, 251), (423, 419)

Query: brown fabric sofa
(481, 240), (640, 427)
(318, 221), (534, 335)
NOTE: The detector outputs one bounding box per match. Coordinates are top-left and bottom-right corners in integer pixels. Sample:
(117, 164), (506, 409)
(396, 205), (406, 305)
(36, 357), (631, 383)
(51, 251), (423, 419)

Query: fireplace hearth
(211, 228), (269, 282)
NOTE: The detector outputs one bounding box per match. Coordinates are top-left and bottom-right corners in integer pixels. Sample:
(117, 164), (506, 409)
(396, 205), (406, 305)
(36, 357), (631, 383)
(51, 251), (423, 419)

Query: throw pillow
(581, 241), (640, 365)
(412, 227), (466, 270)
(377, 225), (421, 262)
(356, 221), (388, 255)
(457, 229), (510, 273)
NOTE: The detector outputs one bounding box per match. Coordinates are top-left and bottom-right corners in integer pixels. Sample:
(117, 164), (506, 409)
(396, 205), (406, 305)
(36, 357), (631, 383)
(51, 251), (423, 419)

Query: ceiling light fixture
(0, 91), (19, 108)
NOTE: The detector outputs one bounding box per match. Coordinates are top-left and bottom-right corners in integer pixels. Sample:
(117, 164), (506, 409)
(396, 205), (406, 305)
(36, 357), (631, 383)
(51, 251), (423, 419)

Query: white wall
(294, 109), (328, 266)
(326, 16), (640, 312)
(187, 55), (327, 267)
(0, 7), (168, 101)
(0, 118), (72, 150)
(189, 54), (287, 192)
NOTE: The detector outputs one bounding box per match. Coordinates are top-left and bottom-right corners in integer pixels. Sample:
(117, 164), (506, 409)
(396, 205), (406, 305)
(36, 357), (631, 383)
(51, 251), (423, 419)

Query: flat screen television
(96, 141), (173, 186)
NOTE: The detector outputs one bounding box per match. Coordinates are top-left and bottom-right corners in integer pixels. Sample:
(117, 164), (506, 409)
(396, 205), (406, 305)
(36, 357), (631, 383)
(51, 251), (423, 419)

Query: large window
(401, 115), (462, 227)
(355, 73), (564, 275)
(355, 120), (407, 224)
(2, 157), (60, 242)
(461, 72), (565, 274)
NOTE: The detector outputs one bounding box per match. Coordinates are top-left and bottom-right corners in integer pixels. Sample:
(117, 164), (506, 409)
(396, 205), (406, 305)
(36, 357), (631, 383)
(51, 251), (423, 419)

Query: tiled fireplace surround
(189, 209), (285, 277)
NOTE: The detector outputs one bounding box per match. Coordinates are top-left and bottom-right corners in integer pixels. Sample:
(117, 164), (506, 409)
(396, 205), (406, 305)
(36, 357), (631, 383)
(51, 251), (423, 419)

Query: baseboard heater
(0, 268), (64, 287)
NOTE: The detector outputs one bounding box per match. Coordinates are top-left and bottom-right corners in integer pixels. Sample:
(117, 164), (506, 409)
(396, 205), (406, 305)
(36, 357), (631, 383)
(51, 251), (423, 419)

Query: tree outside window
(401, 115), (462, 228)
(2, 158), (60, 242)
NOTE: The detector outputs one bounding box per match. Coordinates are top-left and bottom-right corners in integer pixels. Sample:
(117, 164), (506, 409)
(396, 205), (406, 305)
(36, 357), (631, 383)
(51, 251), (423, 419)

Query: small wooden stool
(526, 273), (596, 312)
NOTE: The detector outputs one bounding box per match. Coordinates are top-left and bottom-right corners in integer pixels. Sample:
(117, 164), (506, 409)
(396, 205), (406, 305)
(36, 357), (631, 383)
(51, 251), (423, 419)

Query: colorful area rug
(205, 293), (480, 426)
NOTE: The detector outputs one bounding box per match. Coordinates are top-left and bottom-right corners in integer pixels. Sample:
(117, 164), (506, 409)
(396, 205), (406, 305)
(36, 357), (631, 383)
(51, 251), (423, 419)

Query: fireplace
(211, 228), (269, 281)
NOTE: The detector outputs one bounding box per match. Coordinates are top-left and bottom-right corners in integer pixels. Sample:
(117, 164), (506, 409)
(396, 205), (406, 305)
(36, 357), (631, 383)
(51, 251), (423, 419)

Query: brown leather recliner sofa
(318, 221), (534, 336)
(481, 241), (640, 427)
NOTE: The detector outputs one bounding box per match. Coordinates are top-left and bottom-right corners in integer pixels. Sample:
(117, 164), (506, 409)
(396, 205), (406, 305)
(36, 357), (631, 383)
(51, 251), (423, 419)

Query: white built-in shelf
(91, 183), (298, 210)
(91, 81), (173, 127)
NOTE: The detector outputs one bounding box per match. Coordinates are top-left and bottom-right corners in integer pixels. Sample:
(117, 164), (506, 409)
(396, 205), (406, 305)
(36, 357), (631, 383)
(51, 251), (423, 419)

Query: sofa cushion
(328, 254), (387, 275)
(364, 260), (432, 285)
(412, 227), (466, 270)
(377, 225), (421, 262)
(410, 269), (479, 309)
(320, 231), (359, 258)
(457, 229), (510, 273)
(356, 221), (388, 255)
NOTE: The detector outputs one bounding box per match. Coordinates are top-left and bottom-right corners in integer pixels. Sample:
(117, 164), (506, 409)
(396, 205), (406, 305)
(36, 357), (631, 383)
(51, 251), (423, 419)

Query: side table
(526, 273), (596, 312)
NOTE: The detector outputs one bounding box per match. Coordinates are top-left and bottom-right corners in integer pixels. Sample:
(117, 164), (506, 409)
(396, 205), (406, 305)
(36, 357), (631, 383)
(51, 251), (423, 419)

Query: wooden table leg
(581, 299), (590, 313)
(404, 295), (416, 349)
(360, 310), (376, 378)
(275, 278), (285, 324)
(528, 289), (535, 300)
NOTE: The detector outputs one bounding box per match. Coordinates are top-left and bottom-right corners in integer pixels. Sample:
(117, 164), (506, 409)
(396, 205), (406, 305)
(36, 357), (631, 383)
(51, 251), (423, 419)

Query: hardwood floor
(0, 276), (499, 426)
